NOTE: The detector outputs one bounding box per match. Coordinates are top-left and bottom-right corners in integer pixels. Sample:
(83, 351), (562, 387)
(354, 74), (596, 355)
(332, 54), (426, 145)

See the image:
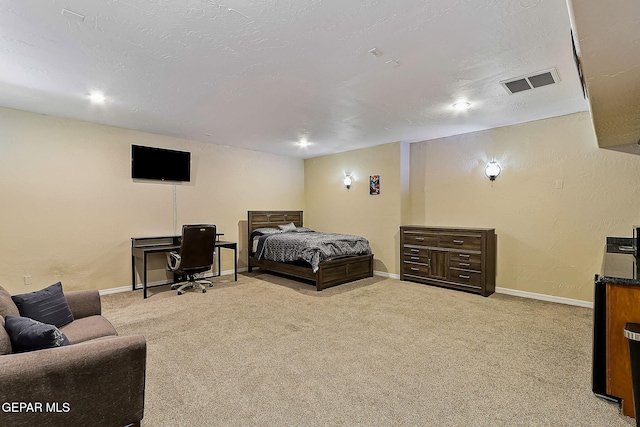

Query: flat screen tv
(131, 145), (191, 182)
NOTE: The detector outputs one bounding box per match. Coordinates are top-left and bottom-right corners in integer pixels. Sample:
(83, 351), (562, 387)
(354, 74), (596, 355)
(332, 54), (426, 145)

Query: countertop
(598, 237), (639, 285)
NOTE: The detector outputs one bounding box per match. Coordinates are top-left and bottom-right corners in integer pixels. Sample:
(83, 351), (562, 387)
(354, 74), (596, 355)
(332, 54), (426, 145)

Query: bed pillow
(279, 222), (297, 232)
(11, 282), (74, 328)
(252, 227), (282, 236)
(293, 227), (315, 233)
(4, 315), (70, 353)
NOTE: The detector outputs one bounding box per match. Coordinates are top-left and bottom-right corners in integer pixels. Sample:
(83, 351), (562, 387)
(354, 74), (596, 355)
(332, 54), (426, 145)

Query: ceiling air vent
(500, 68), (560, 95)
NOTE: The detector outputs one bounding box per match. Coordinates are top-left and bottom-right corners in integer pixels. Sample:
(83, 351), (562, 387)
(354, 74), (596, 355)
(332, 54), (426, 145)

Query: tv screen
(131, 145), (191, 182)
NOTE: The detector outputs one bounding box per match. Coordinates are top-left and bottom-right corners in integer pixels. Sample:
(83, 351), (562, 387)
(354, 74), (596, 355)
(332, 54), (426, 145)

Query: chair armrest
(64, 290), (101, 319)
(167, 251), (181, 271)
(0, 335), (146, 427)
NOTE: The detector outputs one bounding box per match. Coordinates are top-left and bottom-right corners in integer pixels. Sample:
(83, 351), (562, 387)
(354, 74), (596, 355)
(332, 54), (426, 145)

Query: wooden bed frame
(247, 210), (374, 291)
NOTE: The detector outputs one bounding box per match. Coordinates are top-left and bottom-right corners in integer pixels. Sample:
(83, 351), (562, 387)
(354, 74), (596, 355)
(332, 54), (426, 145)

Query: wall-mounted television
(131, 145), (191, 182)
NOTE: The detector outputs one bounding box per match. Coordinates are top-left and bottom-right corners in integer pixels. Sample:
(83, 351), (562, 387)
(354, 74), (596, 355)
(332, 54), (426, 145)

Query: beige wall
(5, 106), (638, 303)
(304, 142), (405, 274)
(410, 112), (640, 302)
(304, 112), (640, 302)
(0, 107), (304, 294)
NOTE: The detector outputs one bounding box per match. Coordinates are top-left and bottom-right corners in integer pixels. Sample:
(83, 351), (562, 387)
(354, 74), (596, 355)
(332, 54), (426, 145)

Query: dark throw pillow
(11, 282), (74, 328)
(4, 315), (70, 353)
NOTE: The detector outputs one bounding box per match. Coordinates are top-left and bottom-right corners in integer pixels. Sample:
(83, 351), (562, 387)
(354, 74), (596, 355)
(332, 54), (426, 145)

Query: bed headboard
(247, 211), (303, 236)
(247, 211), (303, 254)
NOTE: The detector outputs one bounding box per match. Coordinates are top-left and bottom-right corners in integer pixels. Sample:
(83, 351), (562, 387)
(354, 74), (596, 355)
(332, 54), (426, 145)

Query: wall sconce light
(484, 160), (501, 181)
(343, 174), (353, 190)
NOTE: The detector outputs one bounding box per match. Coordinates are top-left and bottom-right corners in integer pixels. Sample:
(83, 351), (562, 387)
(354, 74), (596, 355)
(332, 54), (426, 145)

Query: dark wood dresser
(400, 226), (496, 296)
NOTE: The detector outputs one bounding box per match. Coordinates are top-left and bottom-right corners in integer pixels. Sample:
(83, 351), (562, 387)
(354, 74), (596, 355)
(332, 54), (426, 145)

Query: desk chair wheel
(202, 289), (207, 293)
(177, 291), (183, 295)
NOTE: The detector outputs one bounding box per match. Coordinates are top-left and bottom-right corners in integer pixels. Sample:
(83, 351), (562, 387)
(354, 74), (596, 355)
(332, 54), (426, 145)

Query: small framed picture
(370, 175), (380, 195)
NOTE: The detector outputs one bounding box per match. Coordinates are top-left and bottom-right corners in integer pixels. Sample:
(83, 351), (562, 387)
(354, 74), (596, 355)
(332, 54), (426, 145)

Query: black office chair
(166, 224), (217, 295)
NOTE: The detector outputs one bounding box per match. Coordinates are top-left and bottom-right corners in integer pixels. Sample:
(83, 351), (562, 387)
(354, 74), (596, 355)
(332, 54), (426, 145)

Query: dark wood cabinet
(400, 226), (496, 296)
(593, 277), (640, 418)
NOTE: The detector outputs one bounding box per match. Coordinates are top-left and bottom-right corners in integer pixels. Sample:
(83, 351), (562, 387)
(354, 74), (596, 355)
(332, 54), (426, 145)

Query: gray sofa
(0, 285), (146, 427)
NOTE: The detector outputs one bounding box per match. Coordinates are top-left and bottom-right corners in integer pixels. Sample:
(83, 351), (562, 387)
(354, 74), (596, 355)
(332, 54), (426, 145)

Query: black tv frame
(131, 145), (191, 182)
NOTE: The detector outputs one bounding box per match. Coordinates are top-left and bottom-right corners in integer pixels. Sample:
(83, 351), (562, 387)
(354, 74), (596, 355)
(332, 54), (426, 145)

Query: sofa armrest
(63, 290), (101, 319)
(0, 335), (146, 427)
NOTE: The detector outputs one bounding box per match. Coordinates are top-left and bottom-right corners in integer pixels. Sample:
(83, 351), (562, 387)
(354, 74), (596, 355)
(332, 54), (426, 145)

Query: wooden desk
(131, 236), (237, 299)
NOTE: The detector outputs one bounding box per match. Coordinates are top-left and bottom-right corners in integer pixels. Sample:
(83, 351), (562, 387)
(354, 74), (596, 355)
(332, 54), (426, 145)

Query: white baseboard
(495, 287), (593, 308)
(99, 286), (131, 296)
(100, 268), (247, 296)
(374, 270), (400, 280)
(102, 271), (592, 309)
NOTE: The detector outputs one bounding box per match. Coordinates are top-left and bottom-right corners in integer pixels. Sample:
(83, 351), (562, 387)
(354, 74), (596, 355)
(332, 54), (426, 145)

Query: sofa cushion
(60, 315), (117, 344)
(0, 317), (12, 355)
(4, 315), (70, 353)
(0, 286), (19, 318)
(11, 282), (74, 328)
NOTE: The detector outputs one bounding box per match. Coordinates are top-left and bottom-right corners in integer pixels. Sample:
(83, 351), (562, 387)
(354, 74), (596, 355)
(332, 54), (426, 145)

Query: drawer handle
(459, 254), (470, 258)
(411, 257), (420, 260)
(459, 275), (470, 279)
(415, 237), (425, 241)
(411, 267), (420, 271)
(410, 249), (419, 253)
(453, 240), (464, 244)
(459, 263), (470, 267)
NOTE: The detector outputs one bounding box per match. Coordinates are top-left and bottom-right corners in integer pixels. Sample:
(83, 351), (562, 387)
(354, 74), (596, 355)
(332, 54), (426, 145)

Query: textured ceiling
(0, 0), (589, 158)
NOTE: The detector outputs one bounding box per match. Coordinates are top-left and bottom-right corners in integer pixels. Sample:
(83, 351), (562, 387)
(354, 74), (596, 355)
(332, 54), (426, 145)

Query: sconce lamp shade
(484, 160), (501, 181)
(343, 175), (352, 189)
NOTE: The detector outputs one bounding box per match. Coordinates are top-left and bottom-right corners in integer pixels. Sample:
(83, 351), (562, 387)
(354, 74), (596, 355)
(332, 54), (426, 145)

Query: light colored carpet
(102, 273), (633, 426)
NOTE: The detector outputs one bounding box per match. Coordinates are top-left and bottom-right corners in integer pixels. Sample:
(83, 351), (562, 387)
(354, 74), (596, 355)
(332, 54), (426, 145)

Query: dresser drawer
(402, 231), (438, 247)
(439, 233), (482, 251)
(450, 251), (481, 271)
(449, 268), (481, 288)
(402, 246), (429, 257)
(450, 260), (481, 272)
(403, 253), (429, 265)
(403, 262), (430, 278)
(449, 252), (481, 263)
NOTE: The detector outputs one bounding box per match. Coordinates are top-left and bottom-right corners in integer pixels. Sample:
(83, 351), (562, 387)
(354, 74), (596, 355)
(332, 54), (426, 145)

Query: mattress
(251, 226), (371, 272)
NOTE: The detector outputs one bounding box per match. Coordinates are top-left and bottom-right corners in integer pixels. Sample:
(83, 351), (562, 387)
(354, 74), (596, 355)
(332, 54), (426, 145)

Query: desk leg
(143, 252), (149, 299)
(234, 246), (237, 281)
(131, 252), (136, 291)
(217, 249), (222, 277)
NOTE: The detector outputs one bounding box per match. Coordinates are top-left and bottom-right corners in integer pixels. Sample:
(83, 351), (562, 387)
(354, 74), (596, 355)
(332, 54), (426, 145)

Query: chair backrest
(177, 224), (217, 272)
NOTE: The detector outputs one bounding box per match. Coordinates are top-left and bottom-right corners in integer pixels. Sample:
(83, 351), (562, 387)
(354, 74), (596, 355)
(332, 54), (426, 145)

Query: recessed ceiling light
(452, 102), (471, 111)
(89, 91), (106, 104)
(298, 138), (310, 147)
